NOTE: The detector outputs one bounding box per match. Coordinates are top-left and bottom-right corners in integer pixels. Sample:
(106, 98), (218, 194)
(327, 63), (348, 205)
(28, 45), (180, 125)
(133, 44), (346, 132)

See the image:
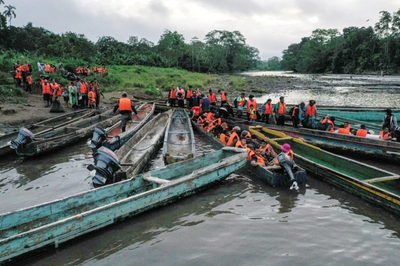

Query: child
(249, 104), (257, 123)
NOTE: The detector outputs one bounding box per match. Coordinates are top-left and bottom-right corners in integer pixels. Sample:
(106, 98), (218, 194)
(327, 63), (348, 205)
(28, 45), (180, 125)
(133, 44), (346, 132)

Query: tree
(3, 5), (16, 27)
(157, 29), (185, 67)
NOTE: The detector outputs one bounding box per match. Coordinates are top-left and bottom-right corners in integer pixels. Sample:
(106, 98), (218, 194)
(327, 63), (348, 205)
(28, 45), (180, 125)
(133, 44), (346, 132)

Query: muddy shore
(1, 73), (398, 130)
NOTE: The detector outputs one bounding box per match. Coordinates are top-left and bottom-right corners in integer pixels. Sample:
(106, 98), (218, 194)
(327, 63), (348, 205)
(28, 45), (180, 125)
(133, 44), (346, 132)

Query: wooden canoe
(0, 109), (94, 157)
(191, 119), (307, 188)
(163, 108), (195, 164)
(116, 110), (171, 177)
(0, 147), (247, 263)
(258, 124), (400, 163)
(249, 126), (400, 215)
(318, 110), (398, 122)
(92, 102), (155, 151)
(10, 109), (120, 157)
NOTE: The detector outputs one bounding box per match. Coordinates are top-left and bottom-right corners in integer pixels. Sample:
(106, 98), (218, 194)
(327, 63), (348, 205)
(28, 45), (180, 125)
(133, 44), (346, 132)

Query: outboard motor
(276, 152), (298, 190)
(394, 126), (400, 142)
(10, 128), (35, 152)
(87, 147), (123, 187)
(88, 127), (108, 150)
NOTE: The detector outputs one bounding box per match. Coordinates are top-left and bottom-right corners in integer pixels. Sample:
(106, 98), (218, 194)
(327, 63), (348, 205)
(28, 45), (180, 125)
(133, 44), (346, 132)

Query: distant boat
(163, 108), (195, 164)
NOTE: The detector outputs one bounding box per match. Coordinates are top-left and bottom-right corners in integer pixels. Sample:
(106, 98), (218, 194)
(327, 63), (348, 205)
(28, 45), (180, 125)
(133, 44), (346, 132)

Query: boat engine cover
(10, 128), (35, 150)
(89, 127), (108, 149)
(90, 146), (122, 186)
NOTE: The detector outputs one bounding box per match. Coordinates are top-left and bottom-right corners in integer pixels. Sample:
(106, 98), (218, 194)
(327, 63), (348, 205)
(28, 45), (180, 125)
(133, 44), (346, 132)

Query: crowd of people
(76, 66), (108, 76)
(167, 86), (397, 142)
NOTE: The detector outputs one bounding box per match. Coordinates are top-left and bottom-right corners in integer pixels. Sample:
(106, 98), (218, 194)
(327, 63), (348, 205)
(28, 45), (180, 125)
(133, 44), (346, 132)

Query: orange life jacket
(170, 89), (177, 99)
(321, 118), (335, 132)
(248, 99), (257, 111)
(98, 67), (103, 73)
(93, 66), (97, 72)
(276, 102), (286, 115)
(220, 92), (227, 102)
(264, 103), (272, 114)
(249, 151), (266, 166)
(88, 91), (96, 105)
(220, 133), (228, 144)
(292, 106), (299, 117)
(208, 93), (216, 103)
(23, 64), (29, 72)
(227, 132), (240, 146)
(192, 106), (200, 117)
(177, 89), (185, 100)
(356, 129), (368, 137)
(119, 98), (132, 111)
(42, 84), (51, 94)
(306, 104), (316, 117)
(197, 116), (204, 124)
(206, 112), (214, 122)
(79, 82), (88, 94)
(51, 67), (55, 73)
(238, 97), (245, 106)
(260, 144), (272, 156)
(44, 64), (51, 72)
(236, 141), (245, 148)
(338, 128), (350, 134)
(379, 131), (391, 139)
(15, 69), (22, 79)
(186, 90), (193, 99)
(26, 76), (32, 85)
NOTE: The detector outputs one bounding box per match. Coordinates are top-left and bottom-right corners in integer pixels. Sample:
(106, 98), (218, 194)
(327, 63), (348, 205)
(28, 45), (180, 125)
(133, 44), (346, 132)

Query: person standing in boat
(176, 85), (185, 108)
(291, 102), (306, 128)
(306, 100), (317, 128)
(218, 90), (228, 106)
(168, 85), (177, 107)
(382, 109), (397, 134)
(274, 96), (286, 126)
(236, 93), (246, 118)
(68, 81), (78, 109)
(186, 86), (194, 108)
(247, 95), (257, 121)
(113, 93), (138, 132)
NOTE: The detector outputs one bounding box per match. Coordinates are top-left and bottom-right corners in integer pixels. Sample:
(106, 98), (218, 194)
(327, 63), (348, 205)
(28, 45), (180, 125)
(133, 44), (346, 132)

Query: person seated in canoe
(235, 138), (248, 149)
(250, 147), (267, 167)
(268, 143), (294, 166)
(214, 125), (230, 145)
(260, 140), (277, 161)
(356, 124), (369, 137)
(227, 126), (241, 147)
(379, 127), (391, 140)
(113, 93), (138, 132)
(337, 124), (351, 135)
(190, 105), (201, 119)
(317, 116), (335, 132)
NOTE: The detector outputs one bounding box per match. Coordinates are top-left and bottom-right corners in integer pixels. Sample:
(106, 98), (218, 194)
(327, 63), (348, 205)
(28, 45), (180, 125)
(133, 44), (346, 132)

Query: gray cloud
(9, 0), (400, 59)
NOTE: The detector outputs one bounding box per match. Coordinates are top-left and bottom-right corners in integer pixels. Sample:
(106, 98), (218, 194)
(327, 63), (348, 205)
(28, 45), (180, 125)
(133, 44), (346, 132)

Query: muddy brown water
(2, 133), (400, 265)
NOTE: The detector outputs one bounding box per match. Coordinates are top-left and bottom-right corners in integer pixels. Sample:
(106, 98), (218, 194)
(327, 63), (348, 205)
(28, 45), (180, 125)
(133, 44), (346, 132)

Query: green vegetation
(228, 77), (246, 91)
(281, 9), (400, 74)
(0, 85), (24, 103)
(253, 57), (283, 71)
(251, 87), (264, 93)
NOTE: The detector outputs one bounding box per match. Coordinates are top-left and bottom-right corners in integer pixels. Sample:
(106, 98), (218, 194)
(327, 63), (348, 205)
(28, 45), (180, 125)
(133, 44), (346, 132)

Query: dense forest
(0, 3), (260, 74)
(280, 9), (400, 74)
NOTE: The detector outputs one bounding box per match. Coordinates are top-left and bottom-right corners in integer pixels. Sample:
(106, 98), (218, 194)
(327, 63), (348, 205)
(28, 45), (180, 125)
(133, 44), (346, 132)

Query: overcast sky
(9, 0), (400, 60)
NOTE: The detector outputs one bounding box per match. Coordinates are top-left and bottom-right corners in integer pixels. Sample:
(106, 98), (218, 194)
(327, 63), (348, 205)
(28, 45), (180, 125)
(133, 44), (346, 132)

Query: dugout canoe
(163, 108), (195, 164)
(89, 102), (155, 151)
(319, 110), (399, 122)
(115, 110), (171, 178)
(249, 126), (400, 215)
(9, 109), (120, 157)
(0, 109), (94, 157)
(0, 147), (247, 263)
(191, 119), (307, 188)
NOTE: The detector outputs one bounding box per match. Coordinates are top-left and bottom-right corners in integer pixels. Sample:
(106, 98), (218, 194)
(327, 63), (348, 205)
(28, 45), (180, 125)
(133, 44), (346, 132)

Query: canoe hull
(0, 148), (247, 263)
(163, 108), (195, 164)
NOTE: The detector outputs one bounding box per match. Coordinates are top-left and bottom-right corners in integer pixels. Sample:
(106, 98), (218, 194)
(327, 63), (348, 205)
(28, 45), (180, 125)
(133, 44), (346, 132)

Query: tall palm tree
(3, 5), (16, 28)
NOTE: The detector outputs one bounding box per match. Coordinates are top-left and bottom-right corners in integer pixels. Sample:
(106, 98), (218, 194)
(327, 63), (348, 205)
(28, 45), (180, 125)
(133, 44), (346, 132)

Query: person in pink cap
(269, 143), (293, 165)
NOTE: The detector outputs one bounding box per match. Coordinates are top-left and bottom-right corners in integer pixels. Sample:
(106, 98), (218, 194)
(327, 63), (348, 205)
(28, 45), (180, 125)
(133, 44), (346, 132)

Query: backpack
(233, 97), (238, 108)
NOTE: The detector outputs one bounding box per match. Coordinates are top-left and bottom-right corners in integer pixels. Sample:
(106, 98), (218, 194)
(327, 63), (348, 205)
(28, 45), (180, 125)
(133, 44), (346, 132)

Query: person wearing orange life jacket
(176, 85), (185, 108)
(291, 102), (306, 128)
(305, 100), (317, 128)
(44, 63), (51, 73)
(88, 87), (96, 109)
(227, 126), (241, 147)
(98, 66), (103, 73)
(14, 67), (22, 87)
(205, 112), (215, 123)
(247, 95), (257, 121)
(263, 99), (273, 124)
(104, 67), (108, 73)
(215, 125), (230, 145)
(93, 66), (97, 73)
(77, 78), (89, 107)
(260, 140), (277, 160)
(42, 80), (52, 107)
(168, 85), (177, 107)
(250, 147), (266, 167)
(218, 90), (228, 107)
(236, 93), (246, 118)
(190, 106), (201, 119)
(274, 96), (286, 126)
(113, 93), (138, 132)
(186, 85), (194, 108)
(356, 124), (369, 137)
(270, 143), (294, 166)
(26, 74), (33, 93)
(318, 116), (335, 132)
(337, 125), (351, 135)
(236, 138), (248, 148)
(208, 89), (217, 106)
(50, 65), (56, 73)
(379, 127), (391, 140)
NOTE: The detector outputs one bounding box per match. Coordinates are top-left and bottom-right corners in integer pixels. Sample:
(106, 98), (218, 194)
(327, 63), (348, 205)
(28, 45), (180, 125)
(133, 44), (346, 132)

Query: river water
(242, 71), (400, 107)
(2, 132), (400, 266)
